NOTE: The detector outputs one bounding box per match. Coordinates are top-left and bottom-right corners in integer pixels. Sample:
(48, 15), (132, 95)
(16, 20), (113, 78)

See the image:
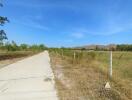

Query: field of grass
(50, 50), (132, 100)
(0, 51), (37, 69)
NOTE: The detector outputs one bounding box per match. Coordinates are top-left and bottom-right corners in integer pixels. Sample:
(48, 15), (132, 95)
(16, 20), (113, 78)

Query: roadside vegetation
(0, 41), (47, 68)
(50, 49), (132, 100)
(0, 41), (47, 52)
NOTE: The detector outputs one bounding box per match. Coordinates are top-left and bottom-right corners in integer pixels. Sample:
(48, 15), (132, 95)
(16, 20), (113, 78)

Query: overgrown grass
(0, 50), (42, 69)
(50, 49), (132, 100)
(0, 51), (36, 60)
(96, 51), (132, 79)
(53, 50), (132, 81)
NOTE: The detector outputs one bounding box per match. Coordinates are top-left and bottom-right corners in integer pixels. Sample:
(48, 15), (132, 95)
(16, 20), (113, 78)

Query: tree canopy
(0, 1), (8, 44)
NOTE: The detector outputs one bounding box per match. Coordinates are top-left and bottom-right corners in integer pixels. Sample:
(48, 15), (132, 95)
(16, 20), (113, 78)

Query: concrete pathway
(0, 51), (58, 100)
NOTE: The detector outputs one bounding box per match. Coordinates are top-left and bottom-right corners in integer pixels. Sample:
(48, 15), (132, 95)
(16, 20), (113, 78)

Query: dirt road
(0, 51), (58, 100)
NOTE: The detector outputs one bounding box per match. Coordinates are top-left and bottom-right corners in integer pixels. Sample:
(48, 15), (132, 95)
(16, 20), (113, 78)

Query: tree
(0, 30), (7, 45)
(20, 44), (29, 50)
(0, 1), (9, 45)
(39, 44), (47, 50)
(4, 41), (12, 51)
(0, 1), (3, 7)
(11, 41), (19, 51)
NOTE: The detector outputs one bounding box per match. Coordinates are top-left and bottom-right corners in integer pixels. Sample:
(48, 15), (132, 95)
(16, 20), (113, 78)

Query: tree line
(116, 44), (132, 51)
(0, 41), (47, 52)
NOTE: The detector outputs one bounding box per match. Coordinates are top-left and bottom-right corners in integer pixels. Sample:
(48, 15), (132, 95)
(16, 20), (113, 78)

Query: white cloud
(71, 33), (84, 39)
(13, 17), (49, 31)
(72, 20), (132, 36)
(58, 39), (73, 43)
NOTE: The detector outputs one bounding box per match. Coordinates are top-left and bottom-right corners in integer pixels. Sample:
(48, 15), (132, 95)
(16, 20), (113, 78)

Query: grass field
(0, 51), (37, 69)
(50, 50), (132, 100)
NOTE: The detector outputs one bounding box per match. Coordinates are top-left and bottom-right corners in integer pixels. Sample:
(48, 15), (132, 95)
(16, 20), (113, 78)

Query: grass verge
(50, 50), (132, 100)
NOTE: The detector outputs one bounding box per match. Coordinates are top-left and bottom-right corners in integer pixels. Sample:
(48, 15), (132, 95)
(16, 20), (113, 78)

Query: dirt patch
(54, 66), (74, 89)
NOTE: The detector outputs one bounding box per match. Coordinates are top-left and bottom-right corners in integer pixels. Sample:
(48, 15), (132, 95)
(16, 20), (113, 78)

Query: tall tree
(0, 1), (9, 45)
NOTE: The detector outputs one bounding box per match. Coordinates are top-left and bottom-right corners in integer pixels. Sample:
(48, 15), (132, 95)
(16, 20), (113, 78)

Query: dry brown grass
(0, 57), (25, 69)
(50, 51), (131, 100)
(0, 51), (36, 69)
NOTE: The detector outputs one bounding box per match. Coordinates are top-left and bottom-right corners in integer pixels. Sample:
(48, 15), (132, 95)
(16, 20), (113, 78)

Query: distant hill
(74, 44), (117, 51)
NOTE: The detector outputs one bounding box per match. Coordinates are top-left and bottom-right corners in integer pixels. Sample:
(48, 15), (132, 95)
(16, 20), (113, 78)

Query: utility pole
(109, 51), (112, 78)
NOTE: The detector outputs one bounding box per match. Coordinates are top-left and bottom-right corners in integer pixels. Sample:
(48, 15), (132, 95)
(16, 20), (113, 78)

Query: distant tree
(60, 47), (65, 49)
(39, 44), (47, 50)
(20, 44), (29, 50)
(81, 48), (86, 51)
(4, 41), (12, 51)
(0, 1), (3, 7)
(0, 30), (7, 45)
(11, 41), (19, 51)
(95, 45), (99, 51)
(116, 44), (132, 51)
(29, 44), (47, 51)
(0, 16), (9, 25)
(0, 1), (9, 45)
(29, 44), (38, 51)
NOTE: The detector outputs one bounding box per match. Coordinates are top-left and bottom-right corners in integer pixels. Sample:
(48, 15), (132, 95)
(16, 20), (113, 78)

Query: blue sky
(0, 0), (132, 47)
